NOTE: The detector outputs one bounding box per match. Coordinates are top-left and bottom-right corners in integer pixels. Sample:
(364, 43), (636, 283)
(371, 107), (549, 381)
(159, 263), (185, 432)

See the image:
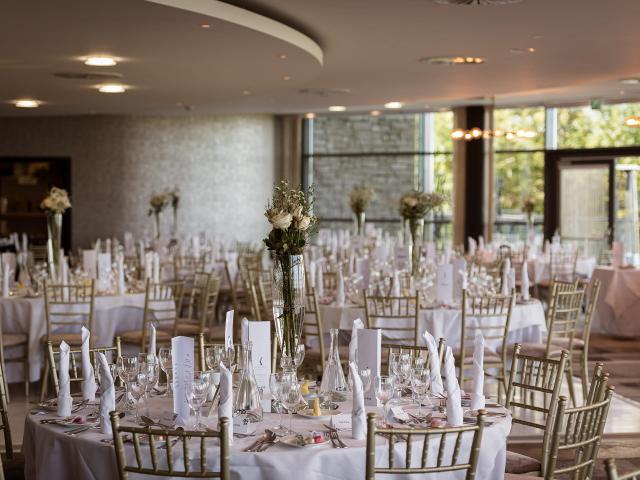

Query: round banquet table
(23, 396), (511, 480)
(0, 292), (154, 383)
(592, 266), (640, 337)
(319, 300), (546, 351)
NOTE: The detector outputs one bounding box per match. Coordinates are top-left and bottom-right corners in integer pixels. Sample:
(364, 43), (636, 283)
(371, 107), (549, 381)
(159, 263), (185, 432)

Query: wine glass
(410, 369), (430, 415)
(359, 367), (372, 393)
(129, 379), (145, 422)
(294, 344), (305, 369)
(269, 373), (287, 433)
(279, 374), (304, 434)
(205, 345), (224, 371)
(389, 353), (401, 378)
(374, 375), (394, 421)
(185, 372), (212, 430)
(158, 348), (172, 396)
(117, 355), (138, 410)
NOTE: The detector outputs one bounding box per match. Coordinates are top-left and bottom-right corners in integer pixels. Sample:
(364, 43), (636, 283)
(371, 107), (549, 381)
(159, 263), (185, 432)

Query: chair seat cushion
(3, 332), (28, 347)
(173, 323), (210, 336)
(120, 329), (172, 345)
(505, 451), (541, 474)
(42, 333), (83, 346)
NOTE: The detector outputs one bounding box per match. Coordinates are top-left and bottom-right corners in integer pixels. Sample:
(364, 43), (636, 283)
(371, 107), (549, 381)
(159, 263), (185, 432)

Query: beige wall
(0, 114), (278, 247)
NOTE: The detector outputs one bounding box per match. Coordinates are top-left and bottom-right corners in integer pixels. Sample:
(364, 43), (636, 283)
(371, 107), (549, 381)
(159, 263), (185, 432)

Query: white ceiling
(2, 0), (640, 116)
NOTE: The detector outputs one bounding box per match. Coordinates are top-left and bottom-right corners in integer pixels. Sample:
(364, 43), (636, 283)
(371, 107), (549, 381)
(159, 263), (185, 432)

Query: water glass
(269, 373), (287, 433)
(158, 348), (172, 396)
(117, 355), (138, 410)
(279, 374), (303, 434)
(186, 372), (212, 430)
(374, 375), (394, 420)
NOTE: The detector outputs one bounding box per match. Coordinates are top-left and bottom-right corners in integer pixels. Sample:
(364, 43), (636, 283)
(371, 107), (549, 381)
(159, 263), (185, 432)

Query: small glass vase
(233, 342), (263, 422)
(353, 211), (365, 237)
(46, 212), (62, 281)
(272, 254), (306, 375)
(319, 328), (348, 403)
(409, 218), (425, 277)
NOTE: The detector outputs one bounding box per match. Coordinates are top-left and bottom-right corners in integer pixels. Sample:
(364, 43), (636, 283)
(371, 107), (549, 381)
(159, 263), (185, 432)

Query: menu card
(171, 336), (195, 426)
(357, 328), (381, 406)
(82, 250), (97, 279)
(246, 321), (271, 412)
(436, 263), (453, 305)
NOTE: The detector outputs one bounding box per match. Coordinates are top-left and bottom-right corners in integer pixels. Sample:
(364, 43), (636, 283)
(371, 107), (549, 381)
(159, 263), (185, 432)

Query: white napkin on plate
(149, 323), (157, 357)
(219, 362), (233, 445)
(2, 262), (10, 298)
(521, 261), (530, 301)
(316, 267), (324, 298)
(57, 341), (73, 417)
(97, 352), (115, 435)
(81, 326), (97, 401)
(443, 346), (463, 426)
(152, 253), (160, 283)
(470, 333), (485, 411)
(392, 270), (401, 296)
(501, 258), (511, 296)
(241, 317), (249, 345)
(423, 331), (444, 396)
(349, 318), (364, 365)
(349, 362), (366, 440)
(478, 236), (485, 252)
(336, 270), (345, 306)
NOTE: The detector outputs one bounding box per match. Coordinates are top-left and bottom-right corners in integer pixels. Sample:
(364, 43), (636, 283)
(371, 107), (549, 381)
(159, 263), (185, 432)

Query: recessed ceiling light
(328, 105), (346, 112)
(305, 112), (316, 119)
(279, 54), (287, 60)
(384, 101), (403, 109)
(527, 47), (536, 53)
(200, 23), (211, 28)
(370, 110), (381, 116)
(98, 84), (126, 93)
(242, 90), (251, 95)
(14, 99), (40, 108)
(282, 75), (291, 81)
(620, 78), (640, 85)
(84, 56), (117, 67)
(420, 56), (485, 65)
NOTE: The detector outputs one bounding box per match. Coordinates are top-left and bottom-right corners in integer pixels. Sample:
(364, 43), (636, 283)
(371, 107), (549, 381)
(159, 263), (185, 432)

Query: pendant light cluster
(450, 127), (537, 141)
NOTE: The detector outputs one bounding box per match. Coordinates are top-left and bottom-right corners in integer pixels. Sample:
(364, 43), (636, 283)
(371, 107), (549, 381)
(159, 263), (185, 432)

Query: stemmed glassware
(158, 348), (172, 396)
(185, 372), (212, 430)
(117, 355), (138, 410)
(374, 375), (394, 422)
(129, 378), (145, 422)
(269, 373), (288, 434)
(410, 368), (430, 415)
(279, 373), (304, 434)
(359, 367), (372, 393)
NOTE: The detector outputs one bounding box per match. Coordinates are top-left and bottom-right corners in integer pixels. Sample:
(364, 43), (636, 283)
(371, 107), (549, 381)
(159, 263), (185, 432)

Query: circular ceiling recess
(53, 71), (123, 80)
(432, 0), (523, 5)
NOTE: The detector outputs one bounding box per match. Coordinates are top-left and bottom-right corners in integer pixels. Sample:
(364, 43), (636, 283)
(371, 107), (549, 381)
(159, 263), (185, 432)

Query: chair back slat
(44, 280), (96, 341)
(364, 292), (420, 346)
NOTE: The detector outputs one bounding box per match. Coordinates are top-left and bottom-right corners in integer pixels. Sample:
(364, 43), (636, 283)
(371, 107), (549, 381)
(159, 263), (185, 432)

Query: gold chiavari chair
(381, 339), (445, 376)
(322, 271), (338, 294)
(536, 249), (579, 299)
(364, 291), (420, 345)
(124, 255), (142, 281)
(515, 283), (585, 406)
(365, 411), (486, 479)
(299, 288), (326, 375)
(110, 412), (230, 480)
(459, 289), (513, 395)
(498, 244), (512, 261)
(605, 459), (640, 480)
(40, 279), (96, 401)
(0, 320), (29, 399)
(173, 273), (221, 338)
(29, 245), (48, 264)
(45, 338), (123, 394)
(120, 280), (185, 354)
(0, 351), (23, 479)
(173, 255), (205, 282)
(503, 345), (569, 475)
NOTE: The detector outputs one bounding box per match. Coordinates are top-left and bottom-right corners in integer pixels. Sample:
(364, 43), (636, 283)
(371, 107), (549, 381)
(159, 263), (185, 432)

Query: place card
(246, 320), (271, 413)
(172, 336), (195, 427)
(436, 263), (453, 305)
(233, 416), (257, 435)
(330, 413), (352, 431)
(357, 328), (381, 407)
(82, 250), (97, 279)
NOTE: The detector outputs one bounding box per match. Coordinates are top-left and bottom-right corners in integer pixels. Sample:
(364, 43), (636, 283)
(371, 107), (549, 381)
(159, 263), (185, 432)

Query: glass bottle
(233, 342), (263, 422)
(319, 328), (348, 403)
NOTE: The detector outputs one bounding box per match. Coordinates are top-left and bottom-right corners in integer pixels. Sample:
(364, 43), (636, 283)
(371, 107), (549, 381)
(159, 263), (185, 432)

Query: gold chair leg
(580, 350), (589, 401)
(565, 362), (577, 407)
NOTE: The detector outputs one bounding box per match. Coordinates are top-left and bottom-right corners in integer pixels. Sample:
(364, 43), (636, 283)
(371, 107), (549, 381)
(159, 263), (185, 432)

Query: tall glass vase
(409, 218), (425, 277)
(171, 207), (178, 238)
(153, 212), (161, 240)
(46, 212), (62, 281)
(353, 211), (365, 237)
(271, 254), (305, 375)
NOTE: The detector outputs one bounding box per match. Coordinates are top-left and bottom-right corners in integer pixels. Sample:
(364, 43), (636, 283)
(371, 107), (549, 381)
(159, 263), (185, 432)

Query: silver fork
(328, 429), (347, 448)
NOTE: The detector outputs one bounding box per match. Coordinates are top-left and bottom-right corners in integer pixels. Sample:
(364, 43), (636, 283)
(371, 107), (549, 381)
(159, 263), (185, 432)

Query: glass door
(558, 159), (613, 256)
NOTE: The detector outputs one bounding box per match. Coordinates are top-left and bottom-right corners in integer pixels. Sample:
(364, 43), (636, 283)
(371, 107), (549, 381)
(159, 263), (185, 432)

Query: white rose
(270, 210), (293, 230)
(404, 197), (418, 207)
(291, 205), (303, 220)
(295, 215), (311, 231)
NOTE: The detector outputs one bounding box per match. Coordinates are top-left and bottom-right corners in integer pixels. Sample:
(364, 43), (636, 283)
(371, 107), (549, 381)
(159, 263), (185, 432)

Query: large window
(304, 112), (453, 242)
(558, 103), (640, 149)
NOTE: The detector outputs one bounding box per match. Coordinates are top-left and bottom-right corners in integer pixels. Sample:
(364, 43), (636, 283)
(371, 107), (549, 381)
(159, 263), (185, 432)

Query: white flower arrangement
(40, 187), (71, 214)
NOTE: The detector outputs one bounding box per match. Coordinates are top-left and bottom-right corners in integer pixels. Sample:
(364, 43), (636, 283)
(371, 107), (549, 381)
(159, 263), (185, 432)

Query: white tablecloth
(530, 255), (597, 283)
(23, 396), (510, 480)
(0, 293), (150, 383)
(319, 300), (546, 350)
(592, 266), (640, 337)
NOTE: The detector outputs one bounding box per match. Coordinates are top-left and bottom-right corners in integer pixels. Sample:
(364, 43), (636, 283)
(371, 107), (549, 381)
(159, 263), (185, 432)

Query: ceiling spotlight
(200, 23), (211, 28)
(451, 128), (465, 139)
(620, 78), (640, 85)
(84, 56), (117, 67)
(282, 75), (291, 81)
(527, 47), (536, 53)
(370, 110), (381, 116)
(328, 105), (346, 112)
(279, 54), (287, 60)
(305, 112), (316, 119)
(384, 101), (403, 109)
(98, 84), (126, 93)
(242, 90), (251, 95)
(14, 99), (40, 108)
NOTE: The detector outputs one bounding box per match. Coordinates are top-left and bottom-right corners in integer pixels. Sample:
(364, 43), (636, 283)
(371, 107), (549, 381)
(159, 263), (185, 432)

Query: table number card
(436, 263), (454, 305)
(97, 253), (112, 292)
(246, 320), (271, 412)
(452, 258), (467, 300)
(171, 336), (195, 426)
(82, 250), (97, 279)
(357, 328), (381, 407)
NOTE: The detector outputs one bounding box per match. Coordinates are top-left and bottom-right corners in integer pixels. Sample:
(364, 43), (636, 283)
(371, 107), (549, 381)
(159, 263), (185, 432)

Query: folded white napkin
(97, 352), (115, 435)
(349, 318), (364, 365)
(423, 331), (444, 396)
(152, 253), (160, 283)
(144, 252), (153, 281)
(81, 326), (97, 401)
(309, 261), (317, 289)
(443, 347), (463, 426)
(349, 362), (366, 440)
(501, 258), (511, 296)
(241, 317), (249, 345)
(57, 341), (73, 417)
(2, 262), (10, 298)
(336, 271), (345, 306)
(468, 237), (477, 256)
(316, 267), (324, 298)
(478, 236), (485, 252)
(392, 270), (401, 296)
(470, 333), (485, 411)
(149, 323), (157, 357)
(224, 310), (234, 349)
(219, 362), (233, 444)
(521, 261), (530, 301)
(117, 255), (126, 295)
